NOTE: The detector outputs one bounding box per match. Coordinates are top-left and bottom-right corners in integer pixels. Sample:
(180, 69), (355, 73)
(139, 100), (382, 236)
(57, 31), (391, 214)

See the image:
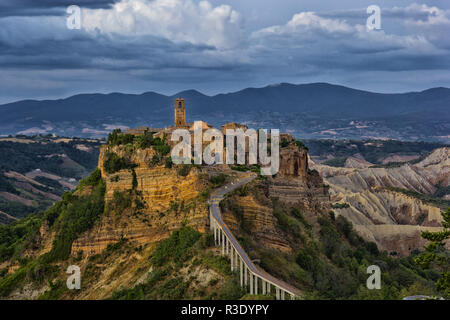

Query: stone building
(174, 98), (186, 128)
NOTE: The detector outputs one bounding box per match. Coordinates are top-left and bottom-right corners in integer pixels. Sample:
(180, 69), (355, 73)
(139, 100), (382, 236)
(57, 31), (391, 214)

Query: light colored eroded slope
(310, 148), (449, 256)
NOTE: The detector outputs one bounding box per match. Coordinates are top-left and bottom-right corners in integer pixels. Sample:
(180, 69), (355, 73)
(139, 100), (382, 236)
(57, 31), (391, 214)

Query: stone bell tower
(174, 98), (186, 128)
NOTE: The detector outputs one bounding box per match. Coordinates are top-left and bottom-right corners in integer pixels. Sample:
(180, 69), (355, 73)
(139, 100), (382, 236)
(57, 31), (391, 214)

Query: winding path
(209, 172), (302, 300)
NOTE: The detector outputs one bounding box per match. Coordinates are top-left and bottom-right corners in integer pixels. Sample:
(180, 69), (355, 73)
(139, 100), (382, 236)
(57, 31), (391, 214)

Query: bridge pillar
(244, 267), (248, 286)
(221, 231), (225, 255)
(249, 273), (254, 295)
(240, 259), (243, 286)
(230, 247), (234, 271)
(209, 211), (212, 231)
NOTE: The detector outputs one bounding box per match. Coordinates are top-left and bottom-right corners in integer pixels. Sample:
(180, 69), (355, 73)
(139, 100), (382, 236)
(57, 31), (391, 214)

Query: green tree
(415, 207), (450, 298)
(132, 169), (138, 190)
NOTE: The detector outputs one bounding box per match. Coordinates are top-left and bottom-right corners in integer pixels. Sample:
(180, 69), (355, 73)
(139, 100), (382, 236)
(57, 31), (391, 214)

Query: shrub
(107, 129), (134, 146)
(210, 174), (227, 187)
(336, 215), (352, 237)
(291, 208), (312, 229)
(103, 152), (135, 174)
(38, 279), (65, 300)
(201, 253), (231, 276)
(0, 214), (42, 263)
(332, 202), (350, 209)
(110, 190), (132, 214)
(323, 157), (347, 168)
(0, 266), (28, 297)
(132, 169), (138, 189)
(151, 226), (201, 267)
(273, 210), (303, 239)
(78, 168), (102, 189)
(43, 181), (105, 262)
(295, 139), (307, 150)
(177, 164), (192, 177)
(153, 144), (171, 157)
(165, 157), (173, 168)
(135, 130), (154, 149)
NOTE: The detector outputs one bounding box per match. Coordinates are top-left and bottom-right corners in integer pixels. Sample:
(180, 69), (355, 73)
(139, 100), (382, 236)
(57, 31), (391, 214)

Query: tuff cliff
(72, 145), (210, 255)
(222, 141), (330, 254)
(268, 144), (329, 210)
(222, 193), (293, 253)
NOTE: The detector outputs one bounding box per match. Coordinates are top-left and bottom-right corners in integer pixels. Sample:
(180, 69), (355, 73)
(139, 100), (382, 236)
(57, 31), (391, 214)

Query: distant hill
(0, 136), (102, 223)
(0, 83), (449, 142)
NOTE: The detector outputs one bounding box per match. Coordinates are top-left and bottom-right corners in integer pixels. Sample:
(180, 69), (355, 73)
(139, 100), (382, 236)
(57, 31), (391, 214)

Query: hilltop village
(125, 98), (295, 160)
(126, 97), (249, 146)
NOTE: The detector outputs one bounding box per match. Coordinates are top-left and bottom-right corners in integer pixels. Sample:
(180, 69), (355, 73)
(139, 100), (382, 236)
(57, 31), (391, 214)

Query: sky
(0, 0), (449, 103)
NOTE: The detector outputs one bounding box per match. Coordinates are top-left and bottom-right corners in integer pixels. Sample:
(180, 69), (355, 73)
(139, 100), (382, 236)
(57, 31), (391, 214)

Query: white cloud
(254, 11), (352, 36)
(81, 0), (243, 48)
(250, 8), (442, 66)
(400, 4), (450, 49)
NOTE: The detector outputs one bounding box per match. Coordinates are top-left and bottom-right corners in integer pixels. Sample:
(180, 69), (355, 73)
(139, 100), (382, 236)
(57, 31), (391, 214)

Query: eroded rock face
(220, 144), (330, 253)
(71, 146), (209, 255)
(314, 147), (450, 195)
(222, 195), (292, 253)
(310, 147), (450, 256)
(269, 145), (329, 211)
(277, 145), (308, 178)
(354, 224), (445, 256)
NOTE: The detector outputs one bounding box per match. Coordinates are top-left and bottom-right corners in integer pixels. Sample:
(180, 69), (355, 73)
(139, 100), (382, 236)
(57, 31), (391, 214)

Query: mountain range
(1, 83), (449, 142)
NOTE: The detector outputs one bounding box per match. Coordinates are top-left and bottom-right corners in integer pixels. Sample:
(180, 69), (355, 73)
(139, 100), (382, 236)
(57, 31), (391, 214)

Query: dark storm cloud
(0, 0), (450, 104)
(318, 7), (433, 21)
(0, 0), (116, 17)
(0, 33), (218, 71)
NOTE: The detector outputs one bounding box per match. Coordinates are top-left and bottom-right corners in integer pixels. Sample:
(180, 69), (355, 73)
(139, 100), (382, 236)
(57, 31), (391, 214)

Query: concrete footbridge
(208, 173), (302, 300)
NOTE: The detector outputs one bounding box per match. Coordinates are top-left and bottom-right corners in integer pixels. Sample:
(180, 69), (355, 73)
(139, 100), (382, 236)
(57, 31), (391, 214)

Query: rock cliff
(222, 142), (330, 253)
(71, 145), (209, 255)
(222, 194), (292, 253)
(268, 144), (329, 211)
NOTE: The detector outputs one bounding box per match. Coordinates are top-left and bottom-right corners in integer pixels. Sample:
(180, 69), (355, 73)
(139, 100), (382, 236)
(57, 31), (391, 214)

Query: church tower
(174, 98), (186, 127)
